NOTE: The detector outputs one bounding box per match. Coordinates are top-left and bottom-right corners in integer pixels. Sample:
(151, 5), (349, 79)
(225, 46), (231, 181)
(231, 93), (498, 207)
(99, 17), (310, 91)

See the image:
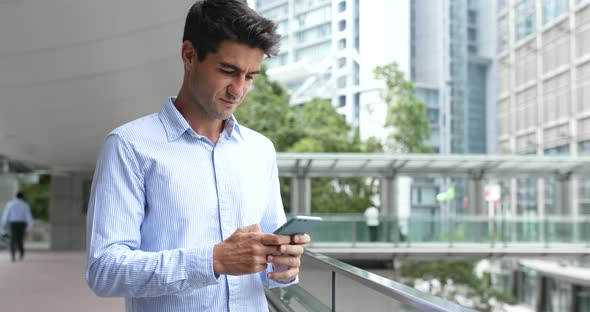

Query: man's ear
(181, 41), (197, 71)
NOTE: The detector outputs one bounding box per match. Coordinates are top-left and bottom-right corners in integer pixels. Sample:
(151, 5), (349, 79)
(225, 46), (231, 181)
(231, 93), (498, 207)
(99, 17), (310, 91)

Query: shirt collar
(158, 97), (244, 142)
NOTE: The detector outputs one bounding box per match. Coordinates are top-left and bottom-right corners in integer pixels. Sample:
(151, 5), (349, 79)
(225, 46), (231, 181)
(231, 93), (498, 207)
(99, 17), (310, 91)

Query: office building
(497, 0), (590, 217)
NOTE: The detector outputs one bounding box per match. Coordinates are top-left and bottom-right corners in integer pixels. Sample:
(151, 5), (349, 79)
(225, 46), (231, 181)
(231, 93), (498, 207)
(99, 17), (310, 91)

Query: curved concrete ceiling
(0, 0), (193, 171)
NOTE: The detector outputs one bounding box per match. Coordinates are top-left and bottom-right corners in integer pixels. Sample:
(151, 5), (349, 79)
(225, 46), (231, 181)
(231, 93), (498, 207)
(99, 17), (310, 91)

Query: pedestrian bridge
(304, 215), (590, 260)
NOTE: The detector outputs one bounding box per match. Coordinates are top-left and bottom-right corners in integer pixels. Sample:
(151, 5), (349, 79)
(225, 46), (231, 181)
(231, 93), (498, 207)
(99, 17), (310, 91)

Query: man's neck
(173, 95), (224, 144)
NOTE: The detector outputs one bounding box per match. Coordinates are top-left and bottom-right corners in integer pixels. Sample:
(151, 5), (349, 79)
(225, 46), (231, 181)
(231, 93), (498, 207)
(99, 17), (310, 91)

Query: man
(85, 1), (310, 311)
(363, 206), (379, 242)
(1, 192), (33, 262)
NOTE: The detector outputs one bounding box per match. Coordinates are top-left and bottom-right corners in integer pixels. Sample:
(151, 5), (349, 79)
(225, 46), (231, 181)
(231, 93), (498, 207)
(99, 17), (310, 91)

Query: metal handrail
(302, 250), (475, 312)
(267, 250), (476, 312)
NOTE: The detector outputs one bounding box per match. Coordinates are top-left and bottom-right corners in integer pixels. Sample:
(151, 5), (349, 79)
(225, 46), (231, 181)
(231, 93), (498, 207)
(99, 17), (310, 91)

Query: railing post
(543, 217), (549, 248)
(352, 219), (357, 247)
(331, 271), (336, 312)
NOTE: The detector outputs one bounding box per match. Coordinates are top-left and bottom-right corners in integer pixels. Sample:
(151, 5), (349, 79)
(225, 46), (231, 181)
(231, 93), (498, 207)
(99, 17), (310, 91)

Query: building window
(294, 0), (329, 12)
(338, 95), (346, 107)
(498, 0), (508, 11)
(260, 3), (289, 21)
(338, 38), (346, 49)
(579, 141), (590, 215)
(578, 62), (590, 114)
(277, 20), (289, 35)
(353, 61), (359, 85)
(517, 177), (538, 216)
(257, 0), (283, 8)
(264, 53), (288, 68)
(543, 73), (570, 123)
(338, 20), (346, 31)
(544, 145), (569, 215)
(468, 28), (477, 42)
(337, 76), (347, 88)
(337, 57), (346, 68)
(498, 15), (509, 53)
(515, 0), (535, 41)
(354, 92), (360, 120)
(295, 41), (331, 61)
(295, 23), (331, 44)
(468, 10), (477, 25)
(295, 5), (331, 28)
(338, 1), (346, 12)
(543, 0), (568, 25)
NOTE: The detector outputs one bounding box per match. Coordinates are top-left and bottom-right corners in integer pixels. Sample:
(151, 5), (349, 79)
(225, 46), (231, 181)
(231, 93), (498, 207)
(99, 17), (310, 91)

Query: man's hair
(16, 192), (24, 199)
(183, 0), (281, 62)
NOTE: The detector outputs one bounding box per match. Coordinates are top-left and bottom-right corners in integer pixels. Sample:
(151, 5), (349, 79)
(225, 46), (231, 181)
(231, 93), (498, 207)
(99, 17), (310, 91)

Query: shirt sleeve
(259, 148), (299, 288)
(85, 134), (219, 298)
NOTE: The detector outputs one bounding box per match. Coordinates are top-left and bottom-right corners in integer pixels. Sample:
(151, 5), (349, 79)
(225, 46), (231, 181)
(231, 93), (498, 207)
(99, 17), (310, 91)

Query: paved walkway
(0, 250), (124, 311)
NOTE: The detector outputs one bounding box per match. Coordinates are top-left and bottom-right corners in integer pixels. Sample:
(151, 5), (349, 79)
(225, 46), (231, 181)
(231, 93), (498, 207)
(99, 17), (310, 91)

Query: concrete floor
(0, 250), (124, 311)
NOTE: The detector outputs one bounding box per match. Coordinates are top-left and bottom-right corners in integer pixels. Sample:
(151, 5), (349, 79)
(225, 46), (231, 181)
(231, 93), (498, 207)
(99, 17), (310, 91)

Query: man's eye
(246, 75), (255, 80)
(220, 69), (235, 75)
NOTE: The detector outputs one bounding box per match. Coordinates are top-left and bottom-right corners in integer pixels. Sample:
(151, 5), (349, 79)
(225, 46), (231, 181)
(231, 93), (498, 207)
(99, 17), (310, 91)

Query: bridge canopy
(277, 153), (590, 177)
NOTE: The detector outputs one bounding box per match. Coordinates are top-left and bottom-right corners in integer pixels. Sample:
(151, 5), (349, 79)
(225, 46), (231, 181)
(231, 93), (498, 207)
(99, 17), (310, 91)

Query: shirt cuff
(185, 246), (220, 288)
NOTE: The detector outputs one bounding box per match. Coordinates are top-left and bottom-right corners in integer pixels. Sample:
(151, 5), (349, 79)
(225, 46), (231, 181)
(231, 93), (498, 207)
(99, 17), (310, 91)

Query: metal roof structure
(277, 153), (590, 177)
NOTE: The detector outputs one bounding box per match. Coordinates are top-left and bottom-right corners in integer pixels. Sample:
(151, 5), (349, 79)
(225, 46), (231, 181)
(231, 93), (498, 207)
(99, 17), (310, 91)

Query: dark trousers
(10, 222), (27, 260)
(368, 226), (378, 242)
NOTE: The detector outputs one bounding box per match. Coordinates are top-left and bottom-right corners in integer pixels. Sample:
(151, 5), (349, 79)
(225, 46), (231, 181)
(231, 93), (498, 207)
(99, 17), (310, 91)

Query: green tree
(374, 62), (432, 153)
(19, 174), (50, 221)
(235, 65), (302, 152)
(399, 260), (516, 311)
(235, 67), (372, 213)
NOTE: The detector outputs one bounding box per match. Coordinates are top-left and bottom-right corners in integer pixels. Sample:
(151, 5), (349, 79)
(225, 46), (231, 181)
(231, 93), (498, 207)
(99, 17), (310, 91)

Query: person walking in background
(1, 192), (33, 262)
(364, 205), (380, 242)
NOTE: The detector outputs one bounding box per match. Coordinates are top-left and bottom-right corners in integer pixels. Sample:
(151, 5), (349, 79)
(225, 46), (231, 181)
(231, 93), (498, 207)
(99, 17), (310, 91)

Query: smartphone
(273, 216), (322, 235)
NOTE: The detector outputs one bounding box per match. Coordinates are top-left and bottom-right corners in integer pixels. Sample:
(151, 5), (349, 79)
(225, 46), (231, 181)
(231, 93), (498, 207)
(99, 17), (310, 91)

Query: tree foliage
(373, 62), (432, 153)
(19, 174), (50, 221)
(235, 66), (371, 213)
(399, 260), (516, 311)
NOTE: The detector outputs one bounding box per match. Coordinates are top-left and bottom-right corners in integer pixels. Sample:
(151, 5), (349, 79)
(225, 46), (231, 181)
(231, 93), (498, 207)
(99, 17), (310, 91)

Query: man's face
(186, 41), (264, 121)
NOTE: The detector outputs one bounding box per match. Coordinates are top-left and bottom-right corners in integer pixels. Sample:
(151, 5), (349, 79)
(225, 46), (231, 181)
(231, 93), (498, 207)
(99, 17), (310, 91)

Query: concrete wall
(50, 171), (93, 250)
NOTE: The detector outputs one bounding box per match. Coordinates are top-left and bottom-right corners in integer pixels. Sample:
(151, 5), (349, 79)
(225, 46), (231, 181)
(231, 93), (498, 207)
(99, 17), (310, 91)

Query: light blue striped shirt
(86, 97), (296, 312)
(1, 198), (33, 227)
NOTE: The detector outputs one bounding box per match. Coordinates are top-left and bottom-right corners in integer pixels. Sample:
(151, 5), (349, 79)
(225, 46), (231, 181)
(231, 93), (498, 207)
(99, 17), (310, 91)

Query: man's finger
(278, 244), (304, 256)
(267, 267), (299, 281)
(292, 234), (311, 245)
(260, 245), (281, 256)
(267, 255), (300, 268)
(260, 233), (290, 246)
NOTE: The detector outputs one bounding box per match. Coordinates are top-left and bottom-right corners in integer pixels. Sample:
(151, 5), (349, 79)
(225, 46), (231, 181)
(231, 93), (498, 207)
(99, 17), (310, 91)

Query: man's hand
(266, 234), (311, 282)
(213, 224), (290, 276)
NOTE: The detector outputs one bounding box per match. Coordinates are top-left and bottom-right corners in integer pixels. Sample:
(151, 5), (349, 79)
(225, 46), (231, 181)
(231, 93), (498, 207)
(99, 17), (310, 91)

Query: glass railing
(300, 214), (590, 247)
(265, 250), (475, 312)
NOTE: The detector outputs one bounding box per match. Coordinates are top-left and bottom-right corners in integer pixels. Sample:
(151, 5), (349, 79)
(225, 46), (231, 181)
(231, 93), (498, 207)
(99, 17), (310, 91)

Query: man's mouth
(220, 98), (238, 105)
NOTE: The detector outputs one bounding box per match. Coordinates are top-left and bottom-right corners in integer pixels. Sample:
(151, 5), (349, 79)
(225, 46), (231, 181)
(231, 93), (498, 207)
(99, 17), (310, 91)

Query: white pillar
(49, 171), (93, 250)
(468, 174), (484, 215)
(380, 174), (397, 242)
(290, 176), (311, 216)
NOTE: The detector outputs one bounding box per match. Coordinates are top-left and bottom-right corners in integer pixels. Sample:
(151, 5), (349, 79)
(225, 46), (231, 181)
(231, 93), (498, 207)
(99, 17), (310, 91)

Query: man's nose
(227, 76), (246, 100)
